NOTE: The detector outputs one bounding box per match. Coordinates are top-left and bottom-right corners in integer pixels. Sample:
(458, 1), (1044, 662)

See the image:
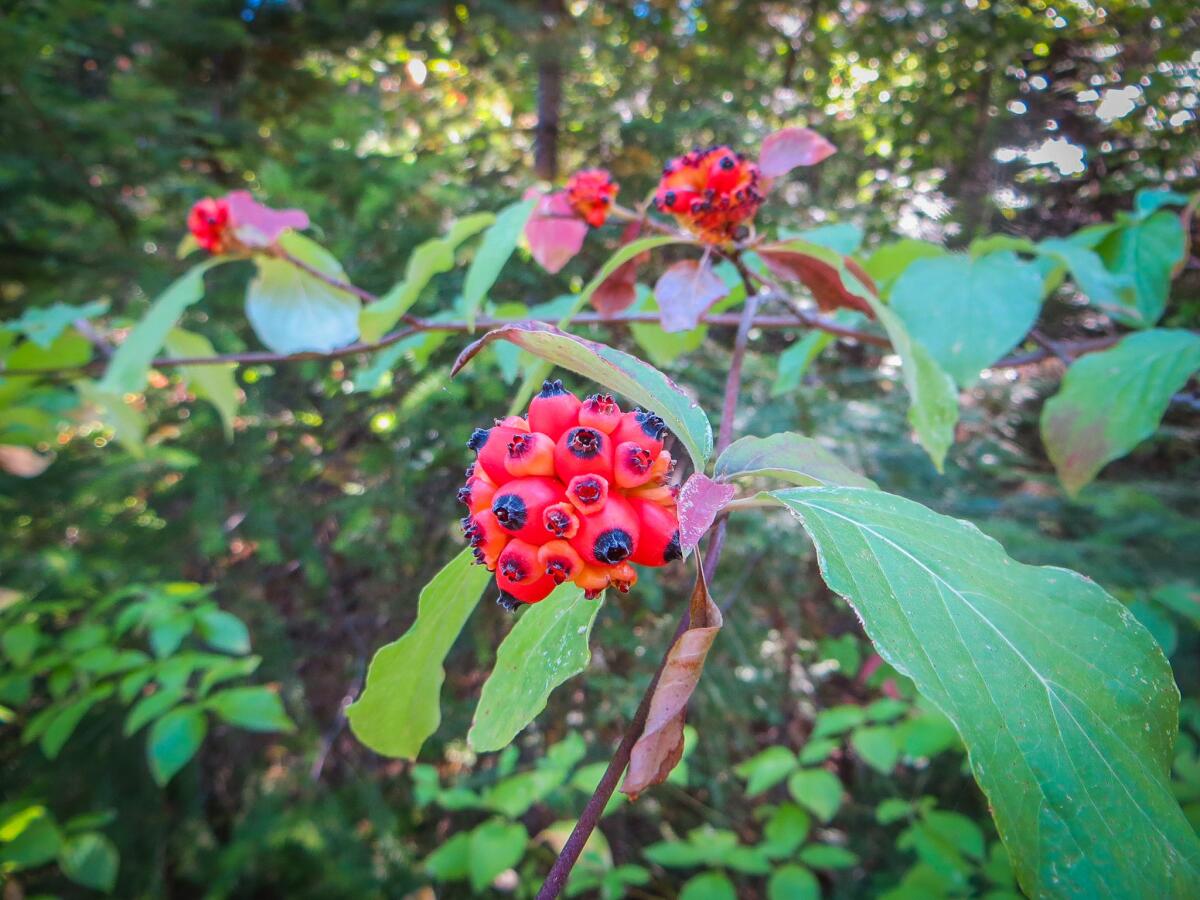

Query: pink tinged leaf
(622, 564), (722, 799)
(676, 473), (736, 551)
(591, 221), (648, 317)
(0, 445), (52, 477)
(758, 248), (877, 318)
(758, 127), (837, 178)
(654, 259), (729, 333)
(523, 189), (588, 274)
(225, 191), (309, 248)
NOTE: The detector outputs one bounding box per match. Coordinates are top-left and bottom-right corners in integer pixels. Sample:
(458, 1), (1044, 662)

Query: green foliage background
(2, 1), (1199, 897)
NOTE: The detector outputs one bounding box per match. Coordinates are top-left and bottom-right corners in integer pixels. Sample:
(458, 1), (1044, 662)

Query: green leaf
(0, 807), (61, 870)
(715, 432), (876, 489)
(787, 768), (843, 822)
(768, 864), (820, 900)
(863, 238), (946, 291)
(467, 818), (527, 892)
(6, 300), (109, 349)
(1135, 189), (1191, 217)
(798, 737), (838, 765)
(480, 768), (567, 818)
(206, 686), (294, 732)
(762, 802), (812, 857)
(194, 607), (251, 655)
(644, 840), (710, 868)
(146, 705), (207, 785)
(148, 613), (193, 659)
(851, 725), (900, 773)
(800, 844), (859, 869)
(424, 831), (471, 881)
(812, 704), (867, 737)
(1095, 211), (1188, 326)
(679, 871), (737, 900)
(890, 252), (1045, 387)
(99, 260), (219, 395)
(58, 832), (119, 892)
(74, 380), (146, 455)
(359, 213), (495, 342)
(628, 286), (709, 367)
(6, 329), (92, 371)
(453, 322), (713, 470)
(733, 745), (799, 796)
(347, 549), (489, 758)
(41, 685), (112, 759)
(469, 584), (602, 752)
(1040, 329), (1200, 496)
(164, 329), (239, 440)
(877, 798), (915, 824)
(577, 236), (686, 311)
(870, 301), (959, 471)
(771, 330), (835, 396)
(925, 810), (985, 861)
(2, 621), (39, 667)
(463, 198), (536, 328)
(1038, 240), (1135, 313)
(771, 485), (1200, 898)
(246, 233), (359, 354)
(124, 687), (186, 735)
(781, 222), (864, 254)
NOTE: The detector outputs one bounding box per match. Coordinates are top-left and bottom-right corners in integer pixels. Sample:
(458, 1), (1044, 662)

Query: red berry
(538, 540), (585, 585)
(570, 493), (640, 566)
(554, 426), (614, 482)
(578, 394), (622, 433)
(612, 409), (666, 455)
(706, 147), (744, 193)
(496, 539), (555, 605)
(629, 497), (682, 567)
(543, 501), (581, 539)
(504, 431), (556, 478)
(458, 472), (498, 513)
(528, 380), (582, 440)
(613, 441), (655, 489)
(469, 425), (526, 484)
(566, 473), (609, 515)
(461, 509), (508, 570)
(188, 197), (232, 254)
(491, 476), (565, 544)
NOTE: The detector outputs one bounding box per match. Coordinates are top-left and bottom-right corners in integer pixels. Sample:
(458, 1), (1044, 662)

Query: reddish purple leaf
(523, 189), (588, 274)
(225, 190), (310, 248)
(591, 221), (649, 316)
(676, 473), (736, 551)
(654, 259), (729, 333)
(759, 247), (877, 318)
(759, 127), (837, 178)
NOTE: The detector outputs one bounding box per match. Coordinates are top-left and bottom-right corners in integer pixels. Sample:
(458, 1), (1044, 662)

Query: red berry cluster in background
(188, 197), (232, 253)
(654, 146), (763, 243)
(460, 381), (681, 610)
(565, 169), (618, 227)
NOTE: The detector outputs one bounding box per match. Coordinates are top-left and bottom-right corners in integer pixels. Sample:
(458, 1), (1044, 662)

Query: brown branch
(275, 248), (382, 307)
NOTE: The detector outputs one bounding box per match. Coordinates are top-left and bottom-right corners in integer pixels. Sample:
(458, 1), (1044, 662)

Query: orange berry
(566, 473), (609, 515)
(538, 540), (585, 585)
(543, 501), (581, 540)
(497, 539), (555, 606)
(613, 441), (655, 489)
(578, 393), (622, 433)
(460, 509), (508, 570)
(612, 409), (666, 455)
(504, 431), (556, 478)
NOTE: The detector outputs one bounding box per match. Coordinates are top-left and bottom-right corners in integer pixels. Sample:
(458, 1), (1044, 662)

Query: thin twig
(1029, 328), (1072, 366)
(535, 250), (765, 900)
(275, 247), (383, 307)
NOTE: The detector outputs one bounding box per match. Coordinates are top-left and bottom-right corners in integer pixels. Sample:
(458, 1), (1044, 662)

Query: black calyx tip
(664, 190), (676, 207)
(500, 557), (528, 582)
(537, 379), (566, 397)
(566, 427), (602, 459)
(635, 409), (666, 440)
(720, 155), (735, 170)
(491, 493), (527, 532)
(457, 485), (472, 505)
(496, 592), (522, 613)
(467, 427), (490, 452)
(594, 528), (633, 564)
(664, 530), (683, 562)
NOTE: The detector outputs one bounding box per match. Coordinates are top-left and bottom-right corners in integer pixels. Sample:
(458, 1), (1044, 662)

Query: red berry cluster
(460, 381), (681, 610)
(654, 146), (763, 243)
(188, 197), (232, 253)
(565, 169), (618, 227)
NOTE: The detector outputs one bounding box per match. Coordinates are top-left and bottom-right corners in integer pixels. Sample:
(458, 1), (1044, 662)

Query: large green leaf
(1040, 329), (1200, 496)
(359, 213), (495, 341)
(454, 322), (713, 471)
(863, 239), (946, 292)
(347, 549), (490, 758)
(1037, 240), (1135, 314)
(205, 686), (294, 733)
(99, 260), (219, 395)
(245, 233), (359, 354)
(468, 585), (602, 752)
(58, 832), (119, 892)
(164, 328), (239, 439)
(1094, 212), (1188, 327)
(714, 432), (876, 489)
(772, 486), (1200, 898)
(467, 818), (528, 892)
(890, 252), (1045, 387)
(463, 198), (536, 328)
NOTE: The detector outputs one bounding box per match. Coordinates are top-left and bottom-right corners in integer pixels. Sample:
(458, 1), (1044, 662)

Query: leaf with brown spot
(758, 241), (877, 317)
(622, 563), (723, 799)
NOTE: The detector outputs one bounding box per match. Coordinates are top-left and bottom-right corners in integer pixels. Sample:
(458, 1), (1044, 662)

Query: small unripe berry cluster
(654, 146), (763, 243)
(565, 169), (618, 227)
(460, 380), (681, 610)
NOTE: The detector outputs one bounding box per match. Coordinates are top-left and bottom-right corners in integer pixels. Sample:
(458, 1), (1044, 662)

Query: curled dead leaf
(622, 561), (723, 798)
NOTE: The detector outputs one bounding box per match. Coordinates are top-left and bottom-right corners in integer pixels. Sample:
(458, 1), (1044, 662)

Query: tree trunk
(534, 0), (564, 181)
